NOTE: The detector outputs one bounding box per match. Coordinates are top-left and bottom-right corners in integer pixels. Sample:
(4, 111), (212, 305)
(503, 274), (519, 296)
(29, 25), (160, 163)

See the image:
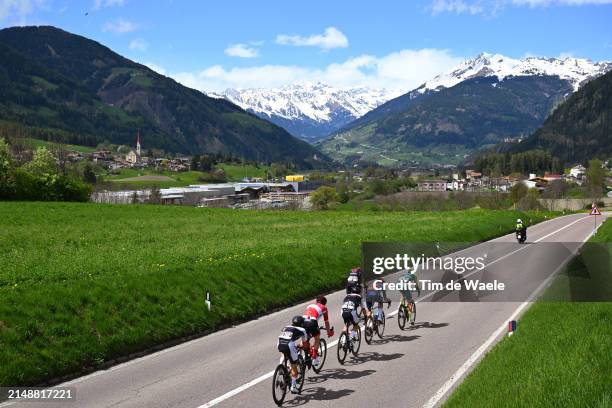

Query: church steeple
(136, 129), (141, 156)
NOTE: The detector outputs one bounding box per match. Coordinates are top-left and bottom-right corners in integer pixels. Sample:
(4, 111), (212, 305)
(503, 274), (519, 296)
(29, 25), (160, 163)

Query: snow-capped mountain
(212, 82), (399, 141)
(417, 52), (612, 93)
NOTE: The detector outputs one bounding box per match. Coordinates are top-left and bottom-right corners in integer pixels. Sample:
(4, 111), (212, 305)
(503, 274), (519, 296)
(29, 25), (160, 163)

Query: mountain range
(513, 68), (612, 164)
(316, 53), (612, 166)
(0, 26), (324, 166)
(211, 83), (398, 142)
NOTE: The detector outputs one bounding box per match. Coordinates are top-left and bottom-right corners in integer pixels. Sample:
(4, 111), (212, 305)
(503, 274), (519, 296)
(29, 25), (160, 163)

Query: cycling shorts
(277, 341), (300, 364)
(303, 318), (320, 337)
(342, 309), (359, 325)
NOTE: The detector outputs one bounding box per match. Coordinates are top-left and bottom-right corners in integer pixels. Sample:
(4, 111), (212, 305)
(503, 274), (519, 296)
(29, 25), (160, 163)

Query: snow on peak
(419, 52), (612, 92)
(214, 83), (399, 123)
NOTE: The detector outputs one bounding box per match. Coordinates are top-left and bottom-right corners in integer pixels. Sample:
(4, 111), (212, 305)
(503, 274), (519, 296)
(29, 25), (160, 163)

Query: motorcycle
(516, 228), (527, 243)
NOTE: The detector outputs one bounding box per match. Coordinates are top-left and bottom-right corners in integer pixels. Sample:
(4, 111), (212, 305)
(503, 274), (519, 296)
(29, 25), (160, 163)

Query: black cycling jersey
(278, 325), (307, 344)
(342, 293), (363, 311)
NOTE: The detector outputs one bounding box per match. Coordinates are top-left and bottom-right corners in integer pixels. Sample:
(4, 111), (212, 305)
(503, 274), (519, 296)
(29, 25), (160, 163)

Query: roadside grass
(444, 218), (612, 408)
(0, 203), (551, 386)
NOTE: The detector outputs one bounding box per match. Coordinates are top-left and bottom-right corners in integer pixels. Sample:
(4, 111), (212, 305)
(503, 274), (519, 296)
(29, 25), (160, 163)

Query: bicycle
(337, 323), (361, 364)
(397, 298), (416, 330)
(272, 352), (306, 406)
(271, 326), (332, 404)
(364, 301), (390, 344)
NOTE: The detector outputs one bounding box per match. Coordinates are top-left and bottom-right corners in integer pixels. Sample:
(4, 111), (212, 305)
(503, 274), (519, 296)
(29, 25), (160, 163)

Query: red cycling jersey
(304, 302), (329, 322)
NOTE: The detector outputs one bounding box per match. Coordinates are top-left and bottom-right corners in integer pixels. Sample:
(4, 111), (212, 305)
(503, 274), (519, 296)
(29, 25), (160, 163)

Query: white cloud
(276, 27), (348, 50)
(0, 0), (35, 22)
(429, 0), (612, 15)
(170, 48), (463, 92)
(430, 0), (484, 14)
(102, 18), (139, 34)
(94, 0), (124, 10)
(512, 0), (612, 5)
(129, 38), (148, 51)
(225, 43), (259, 58)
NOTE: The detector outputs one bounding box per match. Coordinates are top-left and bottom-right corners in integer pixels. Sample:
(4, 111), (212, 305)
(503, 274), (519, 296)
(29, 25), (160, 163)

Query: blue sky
(1, 0), (611, 91)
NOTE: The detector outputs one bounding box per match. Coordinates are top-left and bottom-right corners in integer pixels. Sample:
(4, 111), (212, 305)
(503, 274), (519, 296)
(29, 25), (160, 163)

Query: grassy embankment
(445, 217), (612, 408)
(0, 202), (551, 386)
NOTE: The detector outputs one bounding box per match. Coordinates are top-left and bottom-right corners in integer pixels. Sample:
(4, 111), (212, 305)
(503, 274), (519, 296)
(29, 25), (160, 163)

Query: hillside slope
(0, 26), (324, 166)
(514, 69), (612, 163)
(321, 75), (573, 166)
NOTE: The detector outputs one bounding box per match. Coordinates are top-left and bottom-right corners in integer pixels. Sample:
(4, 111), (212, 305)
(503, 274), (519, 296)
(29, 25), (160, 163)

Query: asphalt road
(3, 212), (607, 408)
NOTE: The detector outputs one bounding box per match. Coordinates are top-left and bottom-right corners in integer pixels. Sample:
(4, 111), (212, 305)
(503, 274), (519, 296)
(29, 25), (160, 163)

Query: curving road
(2, 212), (607, 408)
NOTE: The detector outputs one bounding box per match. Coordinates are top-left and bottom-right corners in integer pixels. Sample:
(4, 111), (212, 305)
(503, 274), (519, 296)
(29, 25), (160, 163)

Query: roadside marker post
(205, 291), (212, 311)
(590, 203), (602, 233)
(507, 320), (516, 337)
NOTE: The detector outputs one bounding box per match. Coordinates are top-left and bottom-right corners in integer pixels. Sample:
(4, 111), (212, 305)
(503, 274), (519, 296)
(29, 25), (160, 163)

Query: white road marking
(196, 214), (596, 408)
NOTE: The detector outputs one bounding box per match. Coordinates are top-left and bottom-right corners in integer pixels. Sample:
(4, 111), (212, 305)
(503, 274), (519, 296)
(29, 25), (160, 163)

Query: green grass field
(444, 218), (612, 408)
(26, 138), (96, 154)
(104, 163), (270, 189)
(104, 169), (207, 188)
(0, 203), (551, 386)
(217, 163), (269, 181)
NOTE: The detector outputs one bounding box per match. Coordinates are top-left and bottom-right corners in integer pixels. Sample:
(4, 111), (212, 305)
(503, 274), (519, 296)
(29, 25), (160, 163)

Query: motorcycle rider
(516, 218), (527, 241)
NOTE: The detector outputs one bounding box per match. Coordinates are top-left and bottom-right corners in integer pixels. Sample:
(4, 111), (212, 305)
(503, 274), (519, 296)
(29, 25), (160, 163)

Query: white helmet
(517, 219), (522, 223)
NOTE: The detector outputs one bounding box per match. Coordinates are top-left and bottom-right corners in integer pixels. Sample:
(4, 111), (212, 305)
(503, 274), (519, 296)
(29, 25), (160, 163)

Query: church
(126, 131), (142, 164)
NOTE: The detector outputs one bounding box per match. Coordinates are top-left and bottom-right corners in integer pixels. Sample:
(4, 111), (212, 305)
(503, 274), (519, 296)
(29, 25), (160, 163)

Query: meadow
(103, 163), (270, 189)
(0, 202), (550, 386)
(444, 218), (612, 408)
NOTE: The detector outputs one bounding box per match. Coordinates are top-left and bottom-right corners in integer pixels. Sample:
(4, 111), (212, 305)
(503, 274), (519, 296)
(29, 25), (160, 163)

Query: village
(48, 133), (608, 211)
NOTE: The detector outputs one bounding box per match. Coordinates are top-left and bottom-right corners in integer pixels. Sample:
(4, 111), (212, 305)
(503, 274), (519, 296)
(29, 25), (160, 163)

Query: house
(126, 150), (139, 164)
(570, 165), (586, 178)
(418, 180), (447, 192)
(543, 173), (563, 182)
(446, 180), (465, 191)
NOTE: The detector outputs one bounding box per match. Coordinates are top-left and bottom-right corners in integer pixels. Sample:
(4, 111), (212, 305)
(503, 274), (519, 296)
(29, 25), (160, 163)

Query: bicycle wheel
(376, 310), (386, 338)
(398, 305), (407, 330)
(272, 364), (289, 406)
(364, 316), (374, 344)
(351, 325), (361, 356)
(312, 338), (327, 373)
(337, 332), (348, 364)
(295, 355), (306, 393)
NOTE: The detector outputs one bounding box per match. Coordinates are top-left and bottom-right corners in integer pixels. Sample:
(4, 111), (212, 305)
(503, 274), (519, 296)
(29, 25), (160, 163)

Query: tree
(510, 182), (528, 204)
(24, 147), (56, 176)
(543, 179), (568, 199)
(82, 164), (97, 184)
(0, 137), (15, 198)
(310, 186), (338, 210)
(586, 159), (605, 198)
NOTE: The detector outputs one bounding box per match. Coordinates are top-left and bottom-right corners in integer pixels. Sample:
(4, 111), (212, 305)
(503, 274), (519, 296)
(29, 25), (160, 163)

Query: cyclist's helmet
(292, 315), (305, 327)
(316, 295), (327, 305)
(517, 218), (522, 223)
(347, 284), (361, 294)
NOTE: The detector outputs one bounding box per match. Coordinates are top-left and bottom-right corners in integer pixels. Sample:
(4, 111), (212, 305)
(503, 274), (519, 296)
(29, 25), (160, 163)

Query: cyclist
(346, 267), (363, 293)
(364, 277), (390, 322)
(341, 284), (365, 341)
(277, 316), (308, 394)
(302, 295), (334, 367)
(397, 270), (420, 325)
